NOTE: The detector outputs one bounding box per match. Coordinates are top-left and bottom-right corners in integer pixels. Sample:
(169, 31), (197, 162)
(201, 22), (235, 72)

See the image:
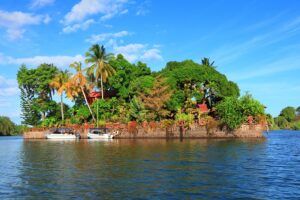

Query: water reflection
(1, 134), (299, 199)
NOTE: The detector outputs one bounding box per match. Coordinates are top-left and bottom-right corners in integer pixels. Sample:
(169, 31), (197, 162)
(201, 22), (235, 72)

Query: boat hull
(46, 134), (77, 139)
(87, 133), (114, 139)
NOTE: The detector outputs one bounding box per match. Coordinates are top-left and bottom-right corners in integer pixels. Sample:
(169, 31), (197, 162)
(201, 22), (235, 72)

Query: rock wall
(23, 124), (266, 139)
(23, 131), (46, 139)
(115, 124), (266, 138)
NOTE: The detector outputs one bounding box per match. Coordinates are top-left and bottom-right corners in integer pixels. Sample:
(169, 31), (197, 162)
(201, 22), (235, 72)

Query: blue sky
(0, 0), (300, 124)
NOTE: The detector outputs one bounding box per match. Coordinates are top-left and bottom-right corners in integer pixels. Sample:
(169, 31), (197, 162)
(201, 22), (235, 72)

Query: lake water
(0, 131), (299, 199)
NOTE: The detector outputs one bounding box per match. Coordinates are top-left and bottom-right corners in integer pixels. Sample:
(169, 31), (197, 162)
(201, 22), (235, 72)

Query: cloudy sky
(0, 0), (300, 123)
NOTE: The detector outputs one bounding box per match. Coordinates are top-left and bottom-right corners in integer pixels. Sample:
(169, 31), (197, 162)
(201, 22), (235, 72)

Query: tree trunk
(81, 86), (96, 122)
(61, 93), (64, 122)
(100, 74), (104, 100)
(96, 80), (99, 127)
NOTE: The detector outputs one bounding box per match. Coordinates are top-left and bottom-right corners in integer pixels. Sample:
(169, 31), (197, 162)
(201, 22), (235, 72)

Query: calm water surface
(0, 131), (300, 199)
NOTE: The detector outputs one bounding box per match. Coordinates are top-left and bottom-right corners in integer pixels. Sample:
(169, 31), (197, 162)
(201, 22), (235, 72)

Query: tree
(85, 44), (115, 99)
(85, 44), (116, 127)
(128, 97), (147, 122)
(108, 55), (151, 99)
(69, 62), (96, 122)
(17, 64), (58, 125)
(160, 60), (240, 112)
(139, 77), (173, 120)
(50, 70), (70, 122)
(274, 116), (289, 129)
(17, 65), (40, 126)
(34, 64), (59, 120)
(201, 57), (215, 67)
(280, 106), (296, 122)
(0, 116), (17, 136)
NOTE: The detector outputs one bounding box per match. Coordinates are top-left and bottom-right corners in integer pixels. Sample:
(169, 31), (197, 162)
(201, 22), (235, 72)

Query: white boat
(46, 128), (79, 139)
(87, 128), (117, 139)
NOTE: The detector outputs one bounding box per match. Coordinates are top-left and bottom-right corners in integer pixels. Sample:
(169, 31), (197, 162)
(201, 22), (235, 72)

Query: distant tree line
(273, 106), (300, 130)
(0, 116), (25, 136)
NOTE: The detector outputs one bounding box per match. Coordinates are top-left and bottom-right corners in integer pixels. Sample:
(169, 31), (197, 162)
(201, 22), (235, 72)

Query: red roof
(197, 103), (209, 113)
(89, 91), (101, 98)
(87, 90), (117, 104)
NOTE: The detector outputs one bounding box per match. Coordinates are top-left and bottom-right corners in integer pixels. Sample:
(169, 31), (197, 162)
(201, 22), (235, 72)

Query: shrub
(160, 119), (175, 128)
(175, 110), (194, 128)
(41, 117), (58, 127)
(240, 93), (265, 118)
(76, 105), (91, 122)
(216, 97), (244, 130)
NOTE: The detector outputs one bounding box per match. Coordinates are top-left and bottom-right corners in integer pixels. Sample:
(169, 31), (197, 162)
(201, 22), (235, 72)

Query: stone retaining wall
(23, 131), (46, 139)
(23, 124), (266, 139)
(115, 124), (265, 138)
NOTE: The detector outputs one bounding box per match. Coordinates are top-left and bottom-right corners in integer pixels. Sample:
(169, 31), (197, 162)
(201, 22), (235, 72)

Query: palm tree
(50, 70), (70, 122)
(85, 44), (115, 127)
(68, 61), (96, 122)
(201, 57), (215, 67)
(85, 44), (115, 99)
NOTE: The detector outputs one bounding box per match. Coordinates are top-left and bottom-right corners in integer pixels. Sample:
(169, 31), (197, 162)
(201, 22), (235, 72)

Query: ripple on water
(0, 132), (300, 199)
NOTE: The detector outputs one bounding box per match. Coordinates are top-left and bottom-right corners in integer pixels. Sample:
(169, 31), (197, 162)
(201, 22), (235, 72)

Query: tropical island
(17, 44), (269, 138)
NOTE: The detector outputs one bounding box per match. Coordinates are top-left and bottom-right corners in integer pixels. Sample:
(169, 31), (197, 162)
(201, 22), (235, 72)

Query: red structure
(197, 103), (209, 113)
(87, 90), (117, 104)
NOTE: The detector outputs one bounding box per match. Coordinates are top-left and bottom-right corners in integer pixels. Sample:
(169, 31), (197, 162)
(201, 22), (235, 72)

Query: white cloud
(114, 43), (145, 62)
(63, 0), (128, 25)
(86, 30), (131, 43)
(0, 53), (84, 68)
(12, 55), (84, 68)
(0, 10), (50, 40)
(0, 75), (19, 97)
(85, 30), (162, 62)
(63, 19), (95, 33)
(6, 29), (26, 41)
(114, 43), (163, 62)
(141, 48), (163, 60)
(30, 0), (55, 9)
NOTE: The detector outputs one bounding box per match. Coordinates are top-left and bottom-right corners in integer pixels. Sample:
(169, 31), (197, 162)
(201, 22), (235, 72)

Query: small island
(19, 44), (269, 139)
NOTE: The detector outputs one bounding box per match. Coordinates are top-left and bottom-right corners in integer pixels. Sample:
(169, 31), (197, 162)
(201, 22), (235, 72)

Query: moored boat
(87, 128), (117, 139)
(46, 128), (79, 139)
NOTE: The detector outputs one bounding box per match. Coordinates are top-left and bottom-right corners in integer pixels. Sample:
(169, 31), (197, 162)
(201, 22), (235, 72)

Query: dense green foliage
(279, 107), (296, 122)
(16, 44), (266, 130)
(274, 106), (300, 130)
(17, 64), (59, 125)
(240, 93), (265, 117)
(216, 94), (266, 130)
(216, 97), (244, 130)
(0, 116), (26, 136)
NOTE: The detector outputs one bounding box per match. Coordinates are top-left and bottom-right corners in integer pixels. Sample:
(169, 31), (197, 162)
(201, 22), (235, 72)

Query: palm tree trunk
(100, 74), (104, 100)
(96, 80), (99, 127)
(61, 93), (64, 122)
(80, 86), (96, 122)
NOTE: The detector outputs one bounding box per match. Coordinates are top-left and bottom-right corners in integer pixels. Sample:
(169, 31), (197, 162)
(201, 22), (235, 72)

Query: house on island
(87, 89), (117, 104)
